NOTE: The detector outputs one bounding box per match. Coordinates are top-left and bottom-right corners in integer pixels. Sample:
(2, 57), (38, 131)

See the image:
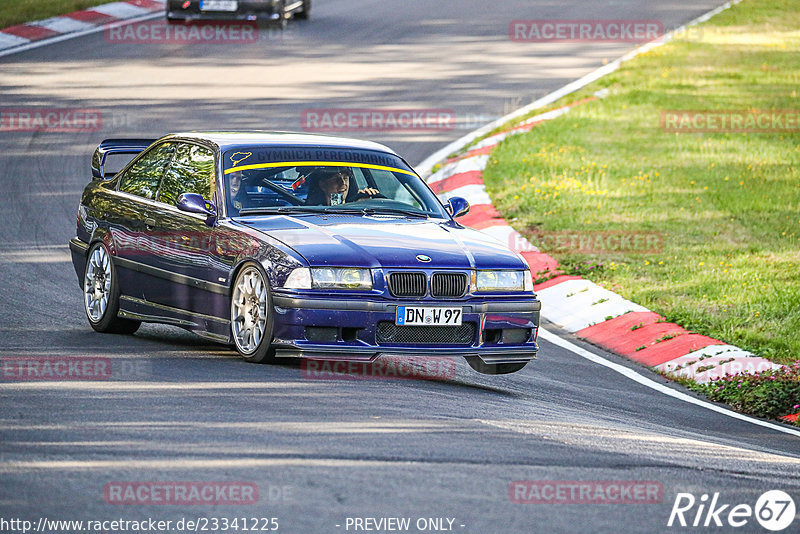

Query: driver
(305, 168), (380, 206)
(228, 170), (245, 215)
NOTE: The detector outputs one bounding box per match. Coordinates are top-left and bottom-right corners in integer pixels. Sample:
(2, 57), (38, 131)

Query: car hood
(235, 215), (525, 270)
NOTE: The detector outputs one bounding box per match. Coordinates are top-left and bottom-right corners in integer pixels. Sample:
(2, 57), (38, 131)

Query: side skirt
(119, 295), (231, 343)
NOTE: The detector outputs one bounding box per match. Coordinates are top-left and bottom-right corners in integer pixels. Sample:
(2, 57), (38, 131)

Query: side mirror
(446, 196), (470, 218)
(177, 193), (217, 226)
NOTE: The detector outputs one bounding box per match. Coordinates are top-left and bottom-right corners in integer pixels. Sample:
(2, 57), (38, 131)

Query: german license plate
(395, 306), (462, 326)
(200, 0), (238, 11)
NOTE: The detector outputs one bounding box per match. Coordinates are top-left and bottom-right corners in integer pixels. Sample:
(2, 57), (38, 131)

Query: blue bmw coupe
(70, 132), (541, 374)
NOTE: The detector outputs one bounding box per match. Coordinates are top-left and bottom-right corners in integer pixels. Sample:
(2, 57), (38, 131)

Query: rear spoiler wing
(91, 138), (156, 179)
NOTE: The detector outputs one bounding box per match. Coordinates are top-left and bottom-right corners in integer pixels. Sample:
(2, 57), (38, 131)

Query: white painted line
(415, 0), (744, 176)
(0, 12), (161, 58)
(470, 101), (586, 151)
(32, 16), (96, 34)
(0, 32), (30, 49)
(539, 328), (800, 438)
(91, 2), (153, 18)
(518, 103), (578, 127)
(471, 132), (508, 150)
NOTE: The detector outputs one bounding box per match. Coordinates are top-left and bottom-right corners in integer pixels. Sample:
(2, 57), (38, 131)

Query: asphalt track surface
(1, 1), (799, 532)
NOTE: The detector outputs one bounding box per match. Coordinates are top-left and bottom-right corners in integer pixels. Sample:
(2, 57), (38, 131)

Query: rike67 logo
(668, 490), (796, 531)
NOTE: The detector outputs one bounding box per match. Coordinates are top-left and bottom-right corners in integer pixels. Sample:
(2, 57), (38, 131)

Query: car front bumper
(167, 0), (283, 21)
(270, 294), (541, 364)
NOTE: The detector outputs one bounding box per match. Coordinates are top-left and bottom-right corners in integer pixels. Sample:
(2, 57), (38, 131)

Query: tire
(83, 242), (140, 334)
(295, 0), (310, 19)
(464, 357), (528, 375)
(230, 263), (276, 363)
(276, 0), (288, 29)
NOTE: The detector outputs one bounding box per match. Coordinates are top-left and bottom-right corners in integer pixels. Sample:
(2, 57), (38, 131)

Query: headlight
(283, 267), (312, 289)
(523, 270), (534, 293)
(312, 267), (372, 290)
(474, 270), (527, 292)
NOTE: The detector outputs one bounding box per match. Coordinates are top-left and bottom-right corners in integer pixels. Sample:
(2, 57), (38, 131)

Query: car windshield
(222, 158), (447, 219)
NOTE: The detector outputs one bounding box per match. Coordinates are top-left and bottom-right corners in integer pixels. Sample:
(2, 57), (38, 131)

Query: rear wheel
(231, 263), (276, 363)
(83, 243), (140, 334)
(465, 357), (528, 375)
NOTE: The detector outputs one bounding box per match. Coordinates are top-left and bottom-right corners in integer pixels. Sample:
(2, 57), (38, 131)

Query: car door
(147, 141), (233, 321)
(110, 142), (176, 300)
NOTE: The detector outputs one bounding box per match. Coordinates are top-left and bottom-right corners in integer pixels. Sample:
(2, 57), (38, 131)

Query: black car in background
(167, 0), (310, 27)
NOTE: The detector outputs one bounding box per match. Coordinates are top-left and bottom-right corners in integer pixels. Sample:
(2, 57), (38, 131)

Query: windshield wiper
(320, 206), (428, 218)
(359, 207), (430, 218)
(237, 206), (320, 216)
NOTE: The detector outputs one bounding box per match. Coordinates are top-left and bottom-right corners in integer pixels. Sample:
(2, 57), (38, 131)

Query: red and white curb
(0, 0), (165, 56)
(423, 101), (785, 386)
(417, 0), (795, 421)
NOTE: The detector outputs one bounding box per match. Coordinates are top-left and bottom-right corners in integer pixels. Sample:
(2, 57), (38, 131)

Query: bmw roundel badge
(416, 254), (432, 263)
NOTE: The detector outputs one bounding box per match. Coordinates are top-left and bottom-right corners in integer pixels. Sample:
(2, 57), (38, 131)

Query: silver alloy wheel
(84, 245), (111, 323)
(231, 266), (268, 354)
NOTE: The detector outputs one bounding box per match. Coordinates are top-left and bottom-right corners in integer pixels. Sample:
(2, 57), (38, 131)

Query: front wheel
(465, 357), (529, 375)
(83, 243), (140, 334)
(231, 263), (276, 363)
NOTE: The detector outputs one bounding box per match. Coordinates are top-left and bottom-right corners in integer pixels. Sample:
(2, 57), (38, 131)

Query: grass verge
(483, 0), (800, 372)
(688, 364), (800, 425)
(0, 0), (113, 29)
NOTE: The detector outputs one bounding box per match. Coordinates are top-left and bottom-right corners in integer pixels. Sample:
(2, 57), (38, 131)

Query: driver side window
(118, 143), (175, 199)
(157, 143), (216, 207)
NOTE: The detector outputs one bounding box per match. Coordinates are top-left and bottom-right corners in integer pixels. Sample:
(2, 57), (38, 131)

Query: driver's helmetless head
(229, 171), (243, 196)
(320, 171), (350, 195)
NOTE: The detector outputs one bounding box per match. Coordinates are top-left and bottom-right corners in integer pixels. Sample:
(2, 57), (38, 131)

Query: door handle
(145, 217), (156, 230)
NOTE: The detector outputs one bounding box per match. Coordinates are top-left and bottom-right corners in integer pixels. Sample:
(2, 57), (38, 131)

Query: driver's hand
(357, 188), (380, 198)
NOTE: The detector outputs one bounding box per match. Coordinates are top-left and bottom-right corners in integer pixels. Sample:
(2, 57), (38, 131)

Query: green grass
(482, 0), (800, 365)
(0, 0), (112, 29)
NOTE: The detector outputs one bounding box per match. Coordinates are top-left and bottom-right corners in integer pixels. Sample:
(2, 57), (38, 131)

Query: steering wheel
(357, 191), (387, 200)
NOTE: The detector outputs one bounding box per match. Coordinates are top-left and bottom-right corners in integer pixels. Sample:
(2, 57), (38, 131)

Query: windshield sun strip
(224, 161), (417, 177)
